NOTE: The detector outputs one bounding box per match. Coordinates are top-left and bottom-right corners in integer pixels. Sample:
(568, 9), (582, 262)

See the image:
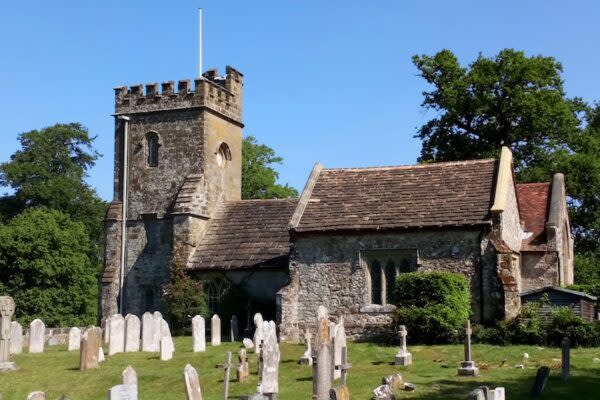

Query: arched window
(146, 132), (160, 167)
(370, 260), (382, 305)
(216, 142), (232, 167)
(384, 259), (397, 304)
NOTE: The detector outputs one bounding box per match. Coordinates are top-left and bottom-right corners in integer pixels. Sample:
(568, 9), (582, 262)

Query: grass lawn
(1, 338), (600, 399)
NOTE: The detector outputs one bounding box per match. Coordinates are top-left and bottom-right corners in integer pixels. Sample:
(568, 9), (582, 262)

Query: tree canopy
(242, 135), (298, 199)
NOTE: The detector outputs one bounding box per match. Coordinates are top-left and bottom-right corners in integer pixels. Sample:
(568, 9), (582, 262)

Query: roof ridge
(323, 158), (496, 172)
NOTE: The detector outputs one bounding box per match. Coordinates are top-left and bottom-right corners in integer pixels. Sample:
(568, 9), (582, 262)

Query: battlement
(114, 66), (243, 124)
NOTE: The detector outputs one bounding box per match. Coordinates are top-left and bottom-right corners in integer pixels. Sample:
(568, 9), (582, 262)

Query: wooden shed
(520, 287), (597, 320)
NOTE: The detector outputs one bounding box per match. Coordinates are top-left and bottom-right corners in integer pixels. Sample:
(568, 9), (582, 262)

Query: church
(100, 66), (574, 341)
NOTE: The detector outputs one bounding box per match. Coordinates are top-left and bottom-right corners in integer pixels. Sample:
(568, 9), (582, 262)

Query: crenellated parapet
(114, 65), (243, 125)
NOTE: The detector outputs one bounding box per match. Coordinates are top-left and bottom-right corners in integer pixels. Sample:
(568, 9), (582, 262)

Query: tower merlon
(113, 66), (243, 125)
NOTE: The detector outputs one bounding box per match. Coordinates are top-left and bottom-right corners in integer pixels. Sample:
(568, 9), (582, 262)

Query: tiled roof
(293, 159), (497, 233)
(517, 182), (551, 248)
(187, 199), (297, 270)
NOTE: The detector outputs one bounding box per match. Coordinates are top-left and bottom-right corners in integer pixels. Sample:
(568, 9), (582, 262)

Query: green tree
(163, 264), (208, 335)
(0, 208), (97, 326)
(242, 136), (298, 199)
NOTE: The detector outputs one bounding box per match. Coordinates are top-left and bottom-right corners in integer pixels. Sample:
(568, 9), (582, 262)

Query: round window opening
(216, 142), (232, 167)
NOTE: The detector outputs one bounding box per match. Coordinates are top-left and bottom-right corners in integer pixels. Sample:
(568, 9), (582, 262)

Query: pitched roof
(520, 286), (597, 301)
(187, 198), (297, 270)
(516, 182), (551, 248)
(292, 159), (498, 233)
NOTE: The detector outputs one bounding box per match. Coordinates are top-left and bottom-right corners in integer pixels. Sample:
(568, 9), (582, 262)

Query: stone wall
(500, 173), (523, 252)
(279, 229), (496, 342)
(521, 252), (559, 291)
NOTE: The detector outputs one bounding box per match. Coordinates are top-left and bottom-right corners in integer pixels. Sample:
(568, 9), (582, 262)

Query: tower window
(146, 132), (160, 167)
(216, 142), (232, 167)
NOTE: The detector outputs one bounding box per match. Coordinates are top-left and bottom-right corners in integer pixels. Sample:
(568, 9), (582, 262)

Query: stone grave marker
(125, 314), (140, 352)
(468, 387), (486, 400)
(394, 325), (412, 366)
(122, 365), (138, 386)
(253, 313), (264, 353)
(237, 347), (250, 383)
(258, 339), (265, 377)
(313, 306), (333, 400)
(68, 327), (81, 351)
(80, 326), (102, 370)
(332, 318), (347, 380)
(261, 321), (280, 397)
(329, 385), (350, 400)
(109, 314), (125, 355)
(103, 316), (110, 345)
(531, 366), (550, 399)
(382, 374), (403, 392)
(488, 387), (506, 400)
(99, 346), (106, 362)
(373, 384), (394, 400)
(151, 312), (162, 351)
(10, 321), (22, 355)
(160, 325), (174, 361)
(561, 336), (570, 380)
(216, 351), (233, 400)
(242, 337), (254, 350)
(184, 364), (203, 400)
(335, 347), (352, 386)
(300, 331), (312, 365)
(108, 384), (137, 400)
(231, 315), (239, 342)
(457, 320), (479, 377)
(26, 392), (46, 400)
(0, 296), (16, 371)
(192, 315), (206, 352)
(29, 318), (45, 353)
(141, 312), (154, 352)
(211, 314), (221, 346)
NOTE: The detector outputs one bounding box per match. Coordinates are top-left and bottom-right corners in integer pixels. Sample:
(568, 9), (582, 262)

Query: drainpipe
(117, 115), (130, 315)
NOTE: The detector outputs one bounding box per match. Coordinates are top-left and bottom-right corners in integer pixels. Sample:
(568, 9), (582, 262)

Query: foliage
(242, 135), (298, 199)
(567, 283), (600, 299)
(163, 266), (208, 336)
(546, 307), (600, 347)
(0, 208), (97, 326)
(391, 272), (470, 344)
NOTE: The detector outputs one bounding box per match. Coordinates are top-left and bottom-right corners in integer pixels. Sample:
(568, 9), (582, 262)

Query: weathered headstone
(300, 331), (313, 365)
(151, 311), (162, 351)
(468, 387), (486, 400)
(329, 385), (350, 400)
(184, 364), (203, 400)
(192, 315), (206, 352)
(125, 314), (140, 352)
(103, 316), (111, 344)
(243, 337), (254, 350)
(216, 351), (233, 400)
(488, 387), (506, 400)
(237, 347), (250, 383)
(532, 366), (550, 399)
(29, 319), (45, 353)
(373, 384), (394, 400)
(457, 320), (478, 377)
(108, 384), (137, 400)
(122, 365), (138, 386)
(332, 318), (347, 380)
(10, 321), (22, 355)
(394, 325), (412, 366)
(231, 315), (239, 342)
(0, 296), (16, 371)
(79, 326), (102, 370)
(109, 314), (125, 356)
(561, 336), (570, 380)
(382, 374), (403, 392)
(335, 347), (352, 386)
(141, 312), (153, 352)
(26, 392), (46, 400)
(160, 327), (173, 361)
(313, 306), (333, 400)
(262, 321), (280, 397)
(253, 313), (264, 353)
(68, 327), (81, 351)
(211, 314), (221, 346)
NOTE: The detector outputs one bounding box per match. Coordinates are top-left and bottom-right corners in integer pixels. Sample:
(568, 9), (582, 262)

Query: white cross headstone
(109, 314), (125, 356)
(29, 319), (45, 353)
(192, 315), (205, 352)
(457, 320), (479, 377)
(394, 325), (412, 366)
(125, 314), (140, 352)
(68, 327), (81, 351)
(211, 314), (221, 346)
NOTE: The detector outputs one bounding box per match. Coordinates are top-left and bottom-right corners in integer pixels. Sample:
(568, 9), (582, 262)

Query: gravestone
(561, 336), (570, 380)
(531, 366), (550, 400)
(332, 318), (347, 380)
(457, 320), (479, 377)
(253, 313), (264, 353)
(26, 392), (46, 400)
(10, 321), (22, 355)
(99, 346), (106, 362)
(125, 314), (140, 352)
(261, 321), (280, 397)
(109, 314), (125, 355)
(394, 325), (412, 366)
(192, 315), (206, 352)
(68, 327), (81, 351)
(329, 385), (350, 400)
(108, 384), (137, 400)
(313, 306), (333, 400)
(468, 387), (486, 400)
(216, 351), (233, 400)
(335, 347), (352, 386)
(211, 314), (221, 346)
(373, 384), (394, 400)
(488, 387), (506, 400)
(29, 319), (45, 353)
(300, 331), (312, 365)
(184, 364), (203, 400)
(243, 338), (254, 350)
(160, 332), (173, 361)
(382, 374), (403, 392)
(237, 347), (250, 382)
(79, 326), (102, 370)
(141, 312), (154, 352)
(0, 296), (16, 371)
(103, 317), (110, 344)
(122, 365), (137, 386)
(231, 315), (239, 342)
(151, 312), (162, 351)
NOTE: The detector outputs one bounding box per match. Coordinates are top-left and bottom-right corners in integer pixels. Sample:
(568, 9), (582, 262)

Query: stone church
(100, 66), (574, 340)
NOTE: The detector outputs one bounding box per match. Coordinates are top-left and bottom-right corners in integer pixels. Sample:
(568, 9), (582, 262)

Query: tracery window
(363, 250), (418, 306)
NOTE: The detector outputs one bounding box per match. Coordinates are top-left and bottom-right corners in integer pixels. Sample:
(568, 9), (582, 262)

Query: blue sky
(1, 0), (599, 200)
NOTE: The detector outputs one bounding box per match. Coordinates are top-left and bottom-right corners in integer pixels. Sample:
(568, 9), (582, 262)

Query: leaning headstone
(457, 320), (478, 377)
(122, 365), (138, 386)
(29, 319), (45, 353)
(192, 315), (205, 352)
(141, 312), (153, 352)
(253, 313), (264, 353)
(108, 384), (137, 400)
(237, 347), (250, 383)
(261, 321), (280, 397)
(79, 326), (102, 370)
(211, 314), (221, 346)
(332, 318), (347, 380)
(561, 336), (570, 380)
(0, 296), (16, 371)
(300, 331), (313, 365)
(531, 366), (550, 400)
(26, 392), (46, 400)
(373, 384), (394, 400)
(184, 364), (203, 400)
(125, 314), (140, 352)
(242, 338), (254, 350)
(68, 327), (81, 351)
(313, 306), (333, 400)
(231, 315), (239, 342)
(109, 314), (125, 355)
(10, 321), (22, 355)
(394, 325), (412, 366)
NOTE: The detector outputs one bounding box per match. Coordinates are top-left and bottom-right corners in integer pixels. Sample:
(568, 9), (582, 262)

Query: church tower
(101, 67), (244, 318)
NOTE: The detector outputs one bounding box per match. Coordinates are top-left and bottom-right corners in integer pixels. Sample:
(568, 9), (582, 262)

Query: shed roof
(520, 286), (597, 301)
